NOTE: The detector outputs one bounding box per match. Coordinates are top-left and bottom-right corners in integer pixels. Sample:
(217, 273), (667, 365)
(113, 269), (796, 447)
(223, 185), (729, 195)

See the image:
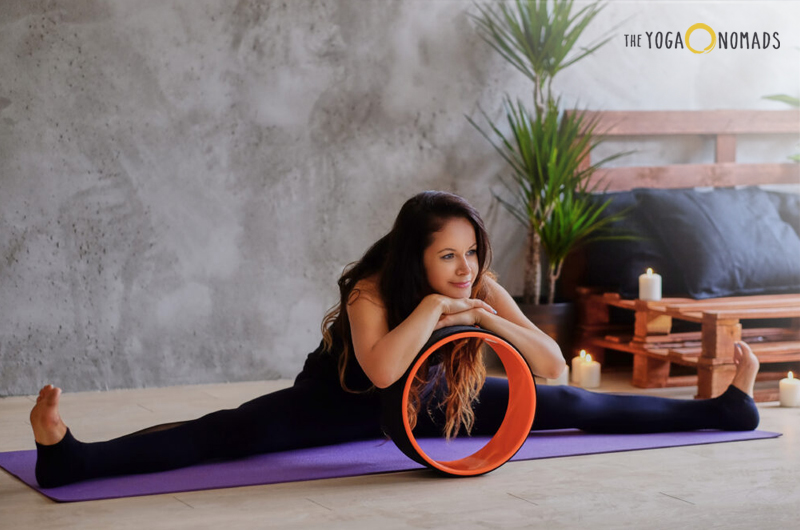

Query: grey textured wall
(2, 0), (798, 395)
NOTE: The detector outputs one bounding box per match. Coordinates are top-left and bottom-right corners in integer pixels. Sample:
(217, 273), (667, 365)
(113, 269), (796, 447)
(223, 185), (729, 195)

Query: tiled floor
(1, 372), (798, 529)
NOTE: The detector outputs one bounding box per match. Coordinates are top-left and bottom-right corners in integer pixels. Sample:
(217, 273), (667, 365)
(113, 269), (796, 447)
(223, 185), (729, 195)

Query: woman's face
(423, 217), (479, 299)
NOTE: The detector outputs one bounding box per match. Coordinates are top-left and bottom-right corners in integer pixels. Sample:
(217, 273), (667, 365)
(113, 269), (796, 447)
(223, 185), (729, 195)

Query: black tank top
(295, 333), (374, 391)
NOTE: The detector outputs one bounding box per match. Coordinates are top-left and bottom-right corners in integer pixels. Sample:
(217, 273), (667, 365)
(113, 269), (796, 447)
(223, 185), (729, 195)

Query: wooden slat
(705, 306), (800, 320)
(602, 294), (800, 311)
(664, 295), (800, 311)
(669, 340), (800, 365)
(607, 329), (796, 348)
(690, 341), (800, 355)
(749, 340), (800, 354)
(640, 331), (701, 343)
(606, 296), (800, 322)
(635, 329), (800, 345)
(591, 338), (670, 357)
(740, 352), (800, 363)
(588, 162), (800, 191)
(670, 353), (699, 364)
(663, 375), (699, 388)
(601, 295), (695, 311)
(577, 109), (800, 136)
(665, 310), (704, 323)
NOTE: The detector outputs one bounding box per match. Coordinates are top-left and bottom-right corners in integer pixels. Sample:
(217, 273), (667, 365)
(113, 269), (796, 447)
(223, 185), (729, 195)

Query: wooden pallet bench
(566, 109), (800, 402)
(576, 289), (800, 400)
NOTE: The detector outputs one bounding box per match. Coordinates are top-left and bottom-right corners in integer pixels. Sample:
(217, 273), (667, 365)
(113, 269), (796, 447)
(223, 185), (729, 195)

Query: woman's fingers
(478, 300), (498, 315)
(448, 297), (495, 314)
(434, 308), (487, 330)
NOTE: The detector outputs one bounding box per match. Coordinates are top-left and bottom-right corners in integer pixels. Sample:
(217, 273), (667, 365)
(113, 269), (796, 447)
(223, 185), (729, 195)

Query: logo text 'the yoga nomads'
(624, 23), (780, 54)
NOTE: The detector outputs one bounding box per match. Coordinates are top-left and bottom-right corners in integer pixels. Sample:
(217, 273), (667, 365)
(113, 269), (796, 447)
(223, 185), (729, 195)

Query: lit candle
(780, 371), (800, 407)
(639, 268), (662, 301)
(579, 353), (601, 389)
(571, 350), (587, 384)
(546, 364), (569, 386)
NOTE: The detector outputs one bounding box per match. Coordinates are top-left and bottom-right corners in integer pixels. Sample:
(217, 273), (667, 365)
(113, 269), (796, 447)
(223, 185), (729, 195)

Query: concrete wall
(1, 0), (798, 395)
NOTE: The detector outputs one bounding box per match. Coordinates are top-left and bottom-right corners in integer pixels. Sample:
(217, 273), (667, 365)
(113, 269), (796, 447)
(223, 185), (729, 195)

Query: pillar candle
(546, 365), (569, 386)
(780, 371), (800, 407)
(639, 268), (662, 301)
(571, 350), (587, 384)
(579, 354), (601, 389)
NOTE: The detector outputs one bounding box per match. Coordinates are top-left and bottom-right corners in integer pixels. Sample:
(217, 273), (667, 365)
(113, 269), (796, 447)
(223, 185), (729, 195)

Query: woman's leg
(461, 343), (760, 436)
(458, 377), (759, 436)
(530, 383), (759, 433)
(31, 381), (382, 488)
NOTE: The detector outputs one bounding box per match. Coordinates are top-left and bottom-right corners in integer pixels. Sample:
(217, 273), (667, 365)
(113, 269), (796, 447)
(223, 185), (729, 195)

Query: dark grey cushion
(582, 191), (685, 298)
(633, 187), (800, 299)
(765, 190), (800, 236)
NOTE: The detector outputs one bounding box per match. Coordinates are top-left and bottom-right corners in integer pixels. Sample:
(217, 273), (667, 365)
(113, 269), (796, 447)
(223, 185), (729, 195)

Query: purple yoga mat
(0, 429), (780, 503)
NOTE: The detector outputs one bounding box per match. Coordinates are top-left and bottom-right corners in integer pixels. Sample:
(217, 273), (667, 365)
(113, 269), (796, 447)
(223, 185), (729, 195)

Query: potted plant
(468, 0), (632, 355)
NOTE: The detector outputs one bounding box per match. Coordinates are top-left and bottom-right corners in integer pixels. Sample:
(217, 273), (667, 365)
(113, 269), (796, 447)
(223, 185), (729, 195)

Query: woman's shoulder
(482, 270), (499, 289)
(481, 272), (509, 304)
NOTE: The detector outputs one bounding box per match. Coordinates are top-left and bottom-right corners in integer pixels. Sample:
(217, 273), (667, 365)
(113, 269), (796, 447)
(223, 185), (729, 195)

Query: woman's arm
(434, 276), (567, 379)
(346, 286), (497, 389)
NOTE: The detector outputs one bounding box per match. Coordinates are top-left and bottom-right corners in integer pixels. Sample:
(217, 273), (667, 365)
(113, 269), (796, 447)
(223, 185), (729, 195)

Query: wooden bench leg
(630, 301), (673, 388)
(575, 289), (611, 364)
(632, 354), (670, 388)
(697, 316), (741, 399)
(696, 362), (736, 399)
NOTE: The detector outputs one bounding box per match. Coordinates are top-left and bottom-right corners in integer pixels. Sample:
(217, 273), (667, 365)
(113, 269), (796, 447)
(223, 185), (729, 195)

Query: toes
(44, 387), (61, 405)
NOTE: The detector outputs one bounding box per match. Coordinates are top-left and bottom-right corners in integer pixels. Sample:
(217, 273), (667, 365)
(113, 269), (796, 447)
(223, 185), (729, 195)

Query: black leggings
(35, 378), (759, 488)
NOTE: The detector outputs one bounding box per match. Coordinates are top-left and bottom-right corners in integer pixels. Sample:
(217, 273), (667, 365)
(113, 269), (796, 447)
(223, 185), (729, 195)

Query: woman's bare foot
(731, 341), (760, 398)
(30, 385), (68, 445)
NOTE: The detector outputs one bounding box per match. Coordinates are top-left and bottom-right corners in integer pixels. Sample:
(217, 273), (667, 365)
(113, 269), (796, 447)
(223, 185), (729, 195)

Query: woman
(30, 191), (761, 488)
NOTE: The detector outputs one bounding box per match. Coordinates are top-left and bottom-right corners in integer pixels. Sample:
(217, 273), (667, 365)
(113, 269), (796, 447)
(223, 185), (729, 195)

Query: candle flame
(586, 354), (593, 363)
(790, 371), (795, 380)
(646, 268), (653, 275)
(580, 349), (586, 359)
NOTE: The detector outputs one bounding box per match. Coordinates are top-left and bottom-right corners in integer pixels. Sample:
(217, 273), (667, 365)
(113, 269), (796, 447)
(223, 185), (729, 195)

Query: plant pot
(515, 300), (576, 362)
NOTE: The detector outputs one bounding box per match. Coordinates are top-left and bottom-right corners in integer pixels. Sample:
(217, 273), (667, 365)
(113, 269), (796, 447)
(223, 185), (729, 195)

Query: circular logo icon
(686, 23), (716, 54)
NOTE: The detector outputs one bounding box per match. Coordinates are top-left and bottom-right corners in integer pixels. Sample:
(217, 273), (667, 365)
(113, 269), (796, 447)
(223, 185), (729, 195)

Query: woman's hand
(429, 294), (497, 330)
(434, 307), (491, 330)
(430, 294), (497, 315)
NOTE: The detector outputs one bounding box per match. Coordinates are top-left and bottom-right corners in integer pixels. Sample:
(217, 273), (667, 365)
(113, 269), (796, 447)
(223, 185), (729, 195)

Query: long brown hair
(321, 191), (494, 439)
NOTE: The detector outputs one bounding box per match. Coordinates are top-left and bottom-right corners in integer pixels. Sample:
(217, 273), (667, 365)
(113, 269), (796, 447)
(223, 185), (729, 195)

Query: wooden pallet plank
(578, 109), (800, 136)
(705, 306), (800, 320)
(632, 328), (795, 344)
(652, 307), (705, 322)
(658, 339), (800, 355)
(591, 338), (670, 357)
(588, 163), (800, 191)
(664, 295), (800, 311)
(750, 340), (800, 353)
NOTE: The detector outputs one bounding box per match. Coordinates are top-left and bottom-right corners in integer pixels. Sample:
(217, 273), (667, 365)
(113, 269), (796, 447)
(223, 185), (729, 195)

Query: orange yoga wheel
(380, 325), (537, 476)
